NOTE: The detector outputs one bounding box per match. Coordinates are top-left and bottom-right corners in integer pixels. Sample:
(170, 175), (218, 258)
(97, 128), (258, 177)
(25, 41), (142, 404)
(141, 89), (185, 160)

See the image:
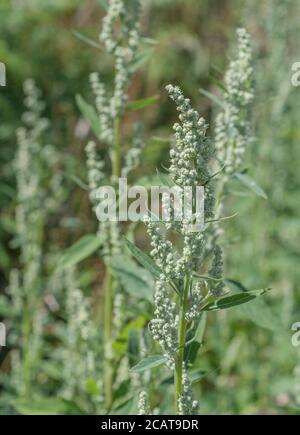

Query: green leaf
(86, 378), (101, 396)
(224, 278), (248, 292)
(113, 317), (146, 355)
(192, 273), (223, 282)
(202, 289), (268, 312)
(234, 173), (267, 200)
(111, 255), (154, 302)
(130, 355), (167, 373)
(156, 169), (172, 187)
(57, 234), (102, 271)
(124, 238), (162, 279)
(128, 48), (153, 74)
(72, 30), (101, 49)
(184, 313), (207, 364)
(128, 328), (140, 367)
(64, 172), (89, 191)
(0, 296), (17, 317)
(127, 95), (159, 111)
(238, 297), (281, 332)
(199, 88), (224, 108)
(12, 398), (82, 415)
(189, 369), (207, 383)
(225, 280), (280, 331)
(76, 94), (101, 137)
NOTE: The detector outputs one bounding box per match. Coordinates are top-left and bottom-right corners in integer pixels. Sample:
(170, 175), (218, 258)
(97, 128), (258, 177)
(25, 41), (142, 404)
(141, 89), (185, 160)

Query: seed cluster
(145, 85), (223, 413)
(215, 28), (254, 175)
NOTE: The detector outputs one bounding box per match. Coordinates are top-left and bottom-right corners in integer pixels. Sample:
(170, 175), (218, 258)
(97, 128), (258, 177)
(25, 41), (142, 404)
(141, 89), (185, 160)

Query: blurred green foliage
(1, 0), (300, 415)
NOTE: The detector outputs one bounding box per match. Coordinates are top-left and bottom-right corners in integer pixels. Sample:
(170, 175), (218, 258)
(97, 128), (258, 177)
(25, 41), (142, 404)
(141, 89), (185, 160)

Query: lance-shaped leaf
(199, 88), (225, 109)
(127, 95), (159, 111)
(72, 30), (101, 49)
(202, 288), (269, 312)
(124, 238), (162, 279)
(128, 48), (153, 74)
(130, 355), (167, 373)
(57, 234), (102, 271)
(76, 94), (101, 137)
(234, 173), (267, 199)
(111, 255), (154, 302)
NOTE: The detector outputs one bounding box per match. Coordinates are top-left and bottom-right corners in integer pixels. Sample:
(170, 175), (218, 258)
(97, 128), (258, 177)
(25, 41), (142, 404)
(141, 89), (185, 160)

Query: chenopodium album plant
(71, 0), (155, 412)
(128, 29), (268, 416)
(213, 28), (256, 242)
(4, 79), (63, 399)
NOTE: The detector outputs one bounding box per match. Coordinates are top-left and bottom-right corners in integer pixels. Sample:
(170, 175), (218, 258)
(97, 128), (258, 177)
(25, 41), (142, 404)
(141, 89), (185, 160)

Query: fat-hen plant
(75, 0), (152, 412)
(213, 28), (254, 243)
(6, 79), (62, 399)
(143, 84), (215, 415)
(129, 30), (266, 415)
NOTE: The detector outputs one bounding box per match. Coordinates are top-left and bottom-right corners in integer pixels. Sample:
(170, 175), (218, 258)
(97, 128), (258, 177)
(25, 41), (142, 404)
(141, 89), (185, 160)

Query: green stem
(175, 277), (190, 414)
(103, 116), (122, 412)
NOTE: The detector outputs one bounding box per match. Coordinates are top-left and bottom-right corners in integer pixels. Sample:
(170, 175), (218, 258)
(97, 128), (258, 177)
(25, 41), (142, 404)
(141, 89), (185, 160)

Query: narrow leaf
(57, 234), (102, 271)
(234, 173), (267, 200)
(127, 95), (159, 111)
(124, 238), (162, 279)
(202, 288), (268, 312)
(128, 49), (153, 74)
(111, 255), (154, 302)
(72, 30), (101, 49)
(130, 355), (167, 373)
(76, 94), (100, 137)
(199, 88), (224, 108)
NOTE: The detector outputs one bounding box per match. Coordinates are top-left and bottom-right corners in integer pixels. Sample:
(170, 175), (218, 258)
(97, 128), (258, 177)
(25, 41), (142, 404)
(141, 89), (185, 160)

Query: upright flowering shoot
(80, 0), (147, 412)
(215, 28), (254, 175)
(213, 28), (254, 244)
(144, 85), (217, 415)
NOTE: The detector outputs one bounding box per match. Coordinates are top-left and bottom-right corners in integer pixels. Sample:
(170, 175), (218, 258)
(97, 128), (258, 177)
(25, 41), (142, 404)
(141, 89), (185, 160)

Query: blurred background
(0, 0), (300, 415)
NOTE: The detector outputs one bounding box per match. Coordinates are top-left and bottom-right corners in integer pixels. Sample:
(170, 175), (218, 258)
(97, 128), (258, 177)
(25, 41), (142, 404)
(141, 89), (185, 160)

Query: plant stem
(175, 276), (190, 414)
(103, 117), (121, 412)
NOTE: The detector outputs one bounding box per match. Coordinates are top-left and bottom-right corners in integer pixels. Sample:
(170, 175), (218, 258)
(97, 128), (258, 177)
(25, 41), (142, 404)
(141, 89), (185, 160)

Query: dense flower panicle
(9, 79), (63, 396)
(122, 122), (145, 177)
(138, 391), (151, 415)
(15, 80), (62, 288)
(90, 0), (142, 147)
(145, 86), (221, 413)
(166, 85), (213, 188)
(185, 281), (204, 321)
(85, 140), (105, 205)
(148, 276), (178, 368)
(90, 73), (114, 144)
(178, 365), (200, 415)
(208, 245), (225, 296)
(215, 28), (254, 175)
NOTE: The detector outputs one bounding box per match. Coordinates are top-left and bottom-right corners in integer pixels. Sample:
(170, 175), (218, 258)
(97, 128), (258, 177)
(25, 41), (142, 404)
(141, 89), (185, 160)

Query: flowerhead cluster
(148, 275), (178, 368)
(85, 140), (105, 206)
(178, 365), (200, 415)
(145, 86), (221, 379)
(215, 28), (254, 175)
(138, 391), (151, 415)
(122, 122), (145, 177)
(90, 0), (141, 145)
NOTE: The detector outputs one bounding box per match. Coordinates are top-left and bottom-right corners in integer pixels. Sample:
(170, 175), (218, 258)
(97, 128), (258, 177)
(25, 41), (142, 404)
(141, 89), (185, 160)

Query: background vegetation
(0, 0), (300, 415)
